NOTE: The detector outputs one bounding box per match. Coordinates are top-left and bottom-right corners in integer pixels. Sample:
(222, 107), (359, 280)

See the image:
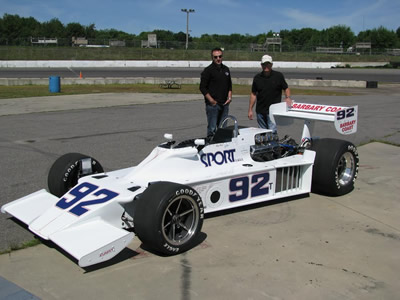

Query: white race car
(2, 101), (359, 268)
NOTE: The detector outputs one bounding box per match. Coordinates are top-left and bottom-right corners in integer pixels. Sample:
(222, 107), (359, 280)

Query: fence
(0, 38), (398, 60)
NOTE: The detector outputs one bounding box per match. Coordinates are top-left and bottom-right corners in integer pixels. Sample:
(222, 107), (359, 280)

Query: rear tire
(310, 138), (359, 196)
(48, 153), (104, 197)
(134, 182), (204, 255)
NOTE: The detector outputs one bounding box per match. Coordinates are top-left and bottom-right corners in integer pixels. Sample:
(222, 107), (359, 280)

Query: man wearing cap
(248, 54), (292, 137)
(200, 47), (233, 138)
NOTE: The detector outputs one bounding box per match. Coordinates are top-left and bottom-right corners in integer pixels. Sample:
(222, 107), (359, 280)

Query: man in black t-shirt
(248, 54), (292, 137)
(200, 47), (232, 137)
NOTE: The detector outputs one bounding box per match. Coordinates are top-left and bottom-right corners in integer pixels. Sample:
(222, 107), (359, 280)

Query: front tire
(134, 182), (204, 255)
(311, 138), (359, 196)
(48, 153), (104, 197)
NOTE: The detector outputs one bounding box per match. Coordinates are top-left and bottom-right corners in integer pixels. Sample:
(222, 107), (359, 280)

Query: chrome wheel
(337, 152), (356, 186)
(162, 195), (200, 246)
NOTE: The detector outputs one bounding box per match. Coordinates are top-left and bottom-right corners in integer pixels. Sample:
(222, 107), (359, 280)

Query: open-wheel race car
(2, 101), (359, 267)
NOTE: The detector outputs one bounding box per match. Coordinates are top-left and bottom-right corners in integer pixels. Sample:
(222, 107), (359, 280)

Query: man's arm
(205, 93), (217, 105)
(223, 90), (232, 105)
(200, 68), (217, 106)
(283, 88), (292, 106)
(248, 92), (257, 120)
(223, 69), (233, 105)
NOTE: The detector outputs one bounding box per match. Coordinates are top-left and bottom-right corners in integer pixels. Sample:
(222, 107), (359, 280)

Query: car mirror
(164, 133), (173, 140)
(194, 139), (205, 146)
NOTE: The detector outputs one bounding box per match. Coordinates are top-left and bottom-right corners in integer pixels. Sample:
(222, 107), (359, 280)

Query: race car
(2, 101), (359, 268)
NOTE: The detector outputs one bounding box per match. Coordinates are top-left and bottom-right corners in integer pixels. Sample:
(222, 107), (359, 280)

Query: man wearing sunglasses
(200, 47), (233, 138)
(248, 54), (292, 138)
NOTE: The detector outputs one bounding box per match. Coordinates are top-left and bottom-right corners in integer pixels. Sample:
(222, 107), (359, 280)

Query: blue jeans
(257, 113), (277, 135)
(206, 104), (229, 137)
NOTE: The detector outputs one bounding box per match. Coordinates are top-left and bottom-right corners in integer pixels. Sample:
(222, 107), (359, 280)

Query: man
(248, 54), (292, 137)
(200, 47), (232, 137)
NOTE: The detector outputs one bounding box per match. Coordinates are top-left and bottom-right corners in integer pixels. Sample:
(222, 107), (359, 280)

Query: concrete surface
(0, 142), (399, 300)
(0, 86), (399, 300)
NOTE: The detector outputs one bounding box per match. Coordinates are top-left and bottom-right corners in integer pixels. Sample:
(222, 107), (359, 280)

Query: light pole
(273, 33), (279, 52)
(181, 8), (195, 50)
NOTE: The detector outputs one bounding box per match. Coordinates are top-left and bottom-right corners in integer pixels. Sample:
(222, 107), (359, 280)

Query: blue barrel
(49, 76), (61, 93)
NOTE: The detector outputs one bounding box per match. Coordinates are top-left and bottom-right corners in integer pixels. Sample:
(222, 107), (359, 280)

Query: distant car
(2, 101), (359, 268)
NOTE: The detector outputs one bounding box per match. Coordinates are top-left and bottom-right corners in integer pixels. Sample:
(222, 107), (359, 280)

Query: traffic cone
(79, 71), (83, 79)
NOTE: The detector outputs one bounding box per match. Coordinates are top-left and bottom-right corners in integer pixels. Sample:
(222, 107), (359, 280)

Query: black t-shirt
(251, 70), (288, 113)
(200, 63), (232, 105)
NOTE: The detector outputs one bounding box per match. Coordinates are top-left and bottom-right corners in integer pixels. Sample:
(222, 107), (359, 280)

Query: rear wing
(270, 101), (358, 140)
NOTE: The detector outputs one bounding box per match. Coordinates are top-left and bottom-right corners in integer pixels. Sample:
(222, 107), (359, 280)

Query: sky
(1, 0), (399, 36)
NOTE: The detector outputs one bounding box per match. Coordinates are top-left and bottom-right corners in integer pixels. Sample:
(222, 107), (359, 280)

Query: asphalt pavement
(0, 85), (399, 300)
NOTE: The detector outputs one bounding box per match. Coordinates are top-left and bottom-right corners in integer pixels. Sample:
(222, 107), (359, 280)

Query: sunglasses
(213, 55), (223, 59)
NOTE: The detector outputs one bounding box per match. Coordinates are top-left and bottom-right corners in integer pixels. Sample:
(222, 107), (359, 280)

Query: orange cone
(79, 71), (83, 79)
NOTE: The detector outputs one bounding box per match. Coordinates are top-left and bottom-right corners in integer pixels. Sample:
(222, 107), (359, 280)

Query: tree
(358, 26), (398, 49)
(320, 25), (355, 48)
(41, 18), (65, 37)
(65, 22), (85, 38)
(0, 14), (40, 44)
(85, 24), (96, 39)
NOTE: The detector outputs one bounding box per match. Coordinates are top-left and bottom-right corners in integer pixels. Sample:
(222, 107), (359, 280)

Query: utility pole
(181, 8), (195, 50)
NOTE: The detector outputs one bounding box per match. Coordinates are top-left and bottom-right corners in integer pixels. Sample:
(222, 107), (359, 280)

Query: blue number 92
(56, 182), (118, 216)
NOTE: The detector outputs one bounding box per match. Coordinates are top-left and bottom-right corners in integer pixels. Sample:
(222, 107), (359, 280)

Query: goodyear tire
(134, 182), (204, 255)
(48, 153), (104, 197)
(310, 138), (359, 196)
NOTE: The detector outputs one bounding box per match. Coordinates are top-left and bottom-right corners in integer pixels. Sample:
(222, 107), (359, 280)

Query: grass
(359, 131), (400, 147)
(0, 238), (41, 255)
(0, 83), (353, 99)
(1, 46), (400, 63)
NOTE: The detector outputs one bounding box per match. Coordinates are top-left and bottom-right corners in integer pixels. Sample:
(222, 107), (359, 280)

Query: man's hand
(223, 98), (232, 105)
(248, 110), (254, 120)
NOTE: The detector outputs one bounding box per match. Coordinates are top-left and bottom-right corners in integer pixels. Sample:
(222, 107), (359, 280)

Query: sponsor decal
(340, 120), (356, 133)
(200, 149), (236, 167)
(99, 246), (115, 258)
(292, 103), (343, 113)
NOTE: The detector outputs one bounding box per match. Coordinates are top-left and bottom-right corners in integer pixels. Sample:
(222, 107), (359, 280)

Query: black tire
(48, 153), (104, 197)
(134, 182), (204, 255)
(310, 138), (359, 196)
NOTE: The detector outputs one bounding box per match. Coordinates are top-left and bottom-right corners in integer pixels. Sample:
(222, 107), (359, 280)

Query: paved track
(0, 86), (399, 299)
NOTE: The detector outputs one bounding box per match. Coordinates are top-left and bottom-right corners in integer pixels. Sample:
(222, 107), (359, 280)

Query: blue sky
(1, 0), (399, 36)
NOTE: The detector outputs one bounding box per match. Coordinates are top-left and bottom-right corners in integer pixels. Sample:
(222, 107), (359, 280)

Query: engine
(250, 133), (300, 162)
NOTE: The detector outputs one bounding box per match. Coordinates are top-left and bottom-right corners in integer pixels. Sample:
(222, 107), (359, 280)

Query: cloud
(283, 9), (336, 29)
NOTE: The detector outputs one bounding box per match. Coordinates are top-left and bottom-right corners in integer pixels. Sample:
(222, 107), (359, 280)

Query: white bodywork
(1, 102), (358, 267)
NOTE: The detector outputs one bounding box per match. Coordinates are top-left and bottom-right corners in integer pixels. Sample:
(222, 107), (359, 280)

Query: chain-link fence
(0, 37), (398, 61)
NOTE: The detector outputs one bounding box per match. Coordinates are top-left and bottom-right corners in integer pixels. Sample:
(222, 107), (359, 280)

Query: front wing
(1, 190), (134, 267)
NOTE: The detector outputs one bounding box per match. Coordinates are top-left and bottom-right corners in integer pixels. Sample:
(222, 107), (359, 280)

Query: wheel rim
(162, 195), (200, 246)
(337, 152), (355, 186)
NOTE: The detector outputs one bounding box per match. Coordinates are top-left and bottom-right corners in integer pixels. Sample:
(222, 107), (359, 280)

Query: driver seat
(211, 127), (234, 143)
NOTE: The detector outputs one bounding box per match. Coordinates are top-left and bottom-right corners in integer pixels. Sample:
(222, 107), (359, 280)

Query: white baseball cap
(261, 54), (273, 64)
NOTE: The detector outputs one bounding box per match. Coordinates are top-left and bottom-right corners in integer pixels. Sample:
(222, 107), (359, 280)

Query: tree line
(1, 13), (399, 50)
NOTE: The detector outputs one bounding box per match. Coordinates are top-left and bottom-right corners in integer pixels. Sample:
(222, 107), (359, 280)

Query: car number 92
(229, 172), (271, 202)
(56, 182), (118, 216)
